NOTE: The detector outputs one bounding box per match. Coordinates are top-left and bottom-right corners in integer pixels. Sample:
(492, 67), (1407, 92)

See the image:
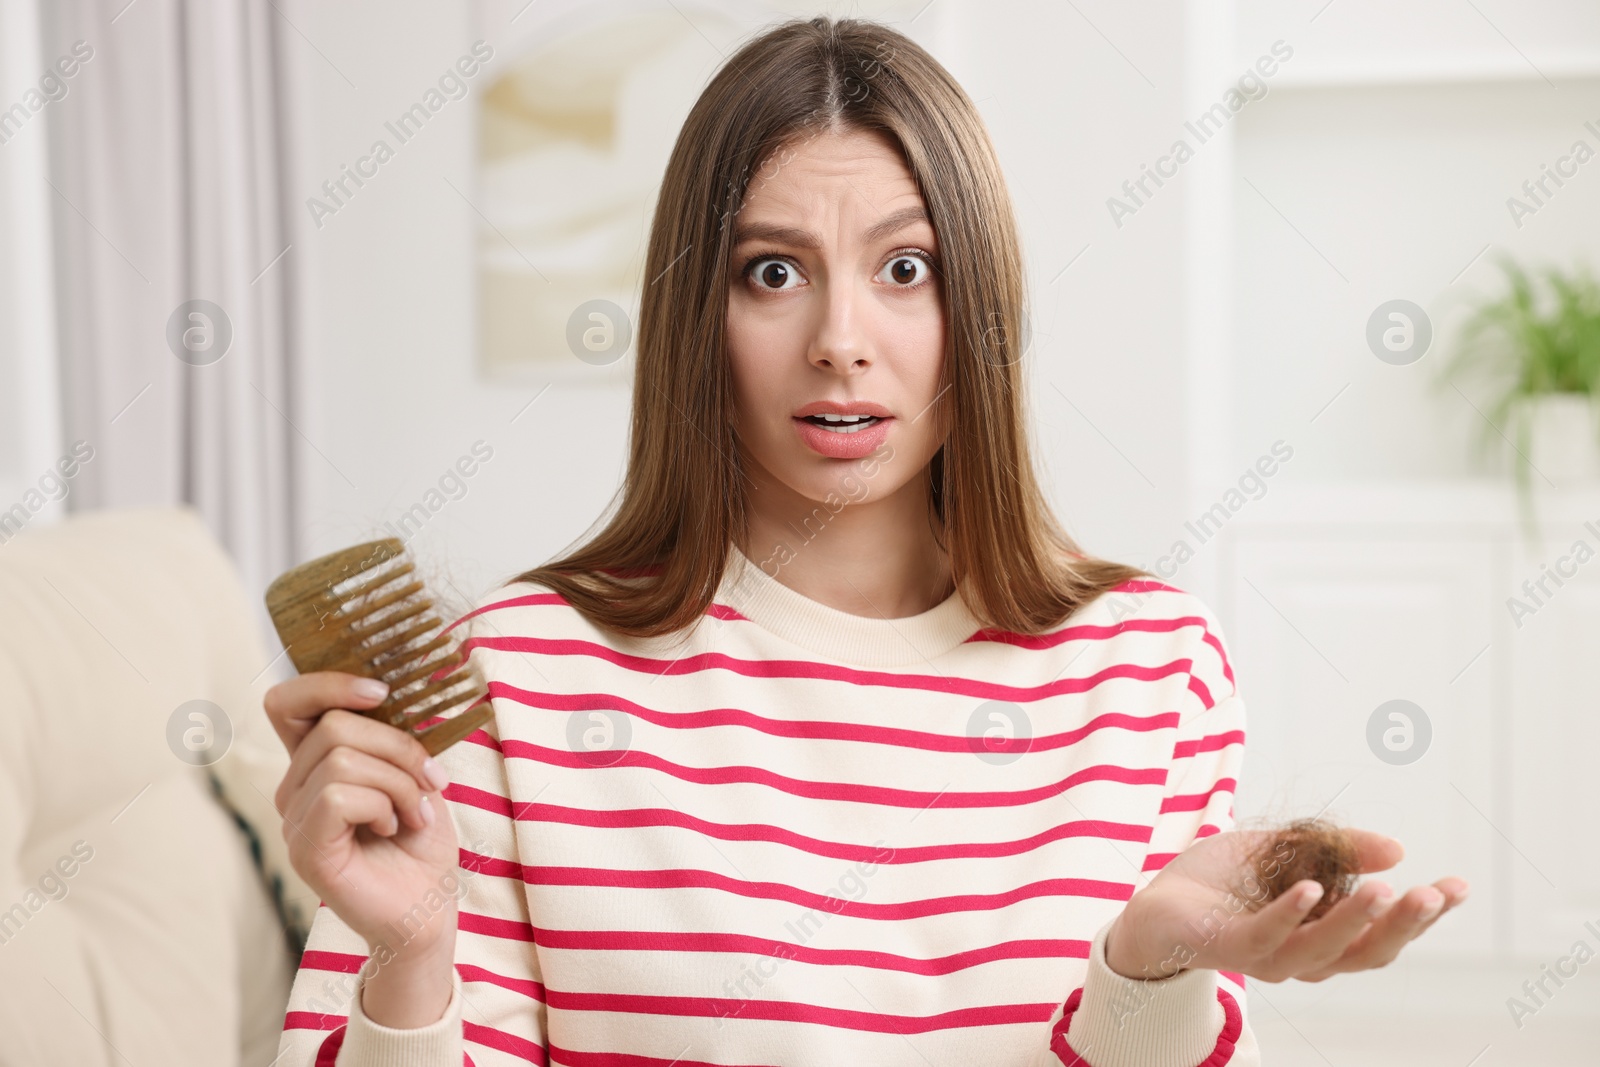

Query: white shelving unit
(1216, 482), (1600, 1061)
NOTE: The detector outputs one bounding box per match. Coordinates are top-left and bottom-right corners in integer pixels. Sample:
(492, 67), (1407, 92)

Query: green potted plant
(1435, 255), (1600, 532)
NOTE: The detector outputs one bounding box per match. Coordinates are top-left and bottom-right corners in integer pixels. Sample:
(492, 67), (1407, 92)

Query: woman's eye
(748, 257), (802, 290)
(879, 254), (932, 287)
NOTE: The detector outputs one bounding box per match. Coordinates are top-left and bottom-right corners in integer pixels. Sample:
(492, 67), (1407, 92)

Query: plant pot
(1514, 393), (1600, 486)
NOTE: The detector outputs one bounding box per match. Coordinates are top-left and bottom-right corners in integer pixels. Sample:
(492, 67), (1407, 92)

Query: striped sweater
(276, 543), (1259, 1066)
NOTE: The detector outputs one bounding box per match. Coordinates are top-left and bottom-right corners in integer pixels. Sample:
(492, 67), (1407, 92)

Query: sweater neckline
(716, 543), (984, 668)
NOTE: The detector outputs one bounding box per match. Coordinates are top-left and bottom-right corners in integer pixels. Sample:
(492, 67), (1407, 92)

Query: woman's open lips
(792, 413), (892, 459)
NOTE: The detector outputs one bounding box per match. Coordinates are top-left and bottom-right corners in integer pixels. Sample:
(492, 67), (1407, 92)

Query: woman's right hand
(264, 671), (461, 959)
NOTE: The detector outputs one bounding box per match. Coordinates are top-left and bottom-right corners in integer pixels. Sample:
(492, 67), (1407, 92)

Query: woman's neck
(737, 465), (954, 620)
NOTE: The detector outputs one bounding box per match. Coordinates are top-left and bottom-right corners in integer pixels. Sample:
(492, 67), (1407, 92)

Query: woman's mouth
(799, 414), (884, 434)
(791, 412), (893, 458)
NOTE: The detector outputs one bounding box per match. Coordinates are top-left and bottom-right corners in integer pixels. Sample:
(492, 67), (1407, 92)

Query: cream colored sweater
(275, 544), (1258, 1066)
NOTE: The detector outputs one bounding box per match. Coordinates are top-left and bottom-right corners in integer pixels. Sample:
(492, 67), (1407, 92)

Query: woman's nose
(807, 277), (873, 373)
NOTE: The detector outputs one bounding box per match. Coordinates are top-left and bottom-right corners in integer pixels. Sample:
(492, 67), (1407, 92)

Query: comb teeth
(265, 538), (492, 756)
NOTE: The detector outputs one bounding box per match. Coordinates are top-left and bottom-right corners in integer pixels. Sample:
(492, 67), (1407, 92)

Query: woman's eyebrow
(733, 205), (930, 249)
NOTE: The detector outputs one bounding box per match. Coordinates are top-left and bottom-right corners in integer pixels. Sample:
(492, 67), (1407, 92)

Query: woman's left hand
(1103, 828), (1470, 983)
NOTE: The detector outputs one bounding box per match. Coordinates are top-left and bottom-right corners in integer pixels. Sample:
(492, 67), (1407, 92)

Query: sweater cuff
(1050, 917), (1232, 1067)
(339, 965), (463, 1067)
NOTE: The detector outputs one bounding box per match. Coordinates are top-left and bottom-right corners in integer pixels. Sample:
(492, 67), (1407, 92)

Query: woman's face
(726, 125), (947, 512)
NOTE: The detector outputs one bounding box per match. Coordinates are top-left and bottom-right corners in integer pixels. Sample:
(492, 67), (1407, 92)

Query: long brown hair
(512, 15), (1152, 638)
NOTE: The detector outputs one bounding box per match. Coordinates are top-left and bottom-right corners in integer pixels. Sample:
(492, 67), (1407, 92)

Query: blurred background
(1, 0), (1598, 1063)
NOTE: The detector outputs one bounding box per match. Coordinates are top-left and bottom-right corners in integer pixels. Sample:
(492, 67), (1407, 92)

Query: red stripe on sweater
(1172, 729), (1245, 760)
(1115, 579), (1187, 595)
(289, 1007), (534, 1065)
(462, 634), (1195, 704)
(299, 923), (1087, 984)
(532, 928), (1087, 975)
(1159, 778), (1238, 814)
(446, 592), (563, 631)
(455, 583), (1213, 657)
(968, 614), (1219, 651)
(498, 737), (1166, 809)
(550, 1043), (772, 1067)
(459, 585), (1236, 692)
(300, 949), (364, 973)
(458, 907), (538, 943)
(1049, 983), (1243, 1065)
(314, 1028), (344, 1067)
(488, 681), (1181, 754)
(446, 784), (1152, 864)
(458, 962), (548, 1002)
(295, 948), (549, 1002)
(1199, 628), (1237, 688)
(465, 856), (1134, 917)
(544, 988), (1059, 1034)
(464, 1018), (549, 1063)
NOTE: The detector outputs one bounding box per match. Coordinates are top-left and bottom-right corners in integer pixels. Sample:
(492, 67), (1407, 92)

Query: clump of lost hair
(1235, 817), (1362, 922)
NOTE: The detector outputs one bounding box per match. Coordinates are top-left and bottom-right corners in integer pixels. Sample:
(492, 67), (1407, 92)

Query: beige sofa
(0, 506), (316, 1066)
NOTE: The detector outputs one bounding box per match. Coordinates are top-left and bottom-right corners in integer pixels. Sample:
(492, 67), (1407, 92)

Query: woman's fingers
(1411, 878), (1470, 938)
(1233, 878), (1326, 961)
(293, 744), (434, 834)
(1296, 878), (1470, 980)
(275, 708), (446, 814)
(264, 671), (390, 753)
(1268, 879), (1398, 975)
(1292, 879), (1464, 981)
(285, 780), (403, 871)
(1341, 828), (1406, 875)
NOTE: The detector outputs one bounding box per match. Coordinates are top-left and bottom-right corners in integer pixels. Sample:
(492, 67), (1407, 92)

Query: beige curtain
(43, 0), (300, 599)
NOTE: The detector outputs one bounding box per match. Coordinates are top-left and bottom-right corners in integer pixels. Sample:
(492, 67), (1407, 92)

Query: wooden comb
(264, 538), (493, 755)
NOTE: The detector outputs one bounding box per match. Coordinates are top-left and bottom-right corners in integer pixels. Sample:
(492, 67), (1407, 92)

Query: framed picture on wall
(470, 0), (941, 383)
(471, 0), (739, 383)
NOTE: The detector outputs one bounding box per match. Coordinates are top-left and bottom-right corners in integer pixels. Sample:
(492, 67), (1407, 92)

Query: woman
(270, 16), (1467, 1066)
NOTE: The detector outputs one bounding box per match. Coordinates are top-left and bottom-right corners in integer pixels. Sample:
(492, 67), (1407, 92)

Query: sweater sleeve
(272, 610), (548, 1066)
(1036, 597), (1260, 1067)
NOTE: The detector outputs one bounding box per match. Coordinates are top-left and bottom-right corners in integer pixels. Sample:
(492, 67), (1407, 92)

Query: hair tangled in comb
(265, 537), (493, 756)
(1234, 817), (1362, 922)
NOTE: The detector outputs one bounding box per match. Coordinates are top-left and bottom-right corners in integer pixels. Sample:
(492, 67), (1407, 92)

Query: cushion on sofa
(0, 506), (309, 1066)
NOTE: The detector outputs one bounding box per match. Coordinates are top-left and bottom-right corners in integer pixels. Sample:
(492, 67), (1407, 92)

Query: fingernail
(354, 678), (389, 702)
(421, 757), (450, 792)
(1296, 883), (1323, 911)
(419, 794), (436, 827)
(1419, 891), (1444, 920)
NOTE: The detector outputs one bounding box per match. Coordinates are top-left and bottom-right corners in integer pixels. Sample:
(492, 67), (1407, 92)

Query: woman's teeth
(804, 414), (882, 434)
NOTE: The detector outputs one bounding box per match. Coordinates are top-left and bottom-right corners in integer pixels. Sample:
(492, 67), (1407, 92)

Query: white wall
(949, 2), (1195, 573)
